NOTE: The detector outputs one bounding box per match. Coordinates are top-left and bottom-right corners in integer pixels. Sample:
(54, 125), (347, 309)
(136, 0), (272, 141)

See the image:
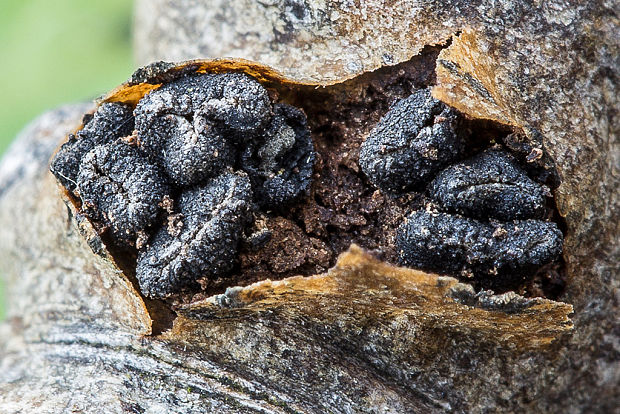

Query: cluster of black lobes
(51, 73), (315, 298)
(51, 74), (563, 299)
(359, 89), (563, 286)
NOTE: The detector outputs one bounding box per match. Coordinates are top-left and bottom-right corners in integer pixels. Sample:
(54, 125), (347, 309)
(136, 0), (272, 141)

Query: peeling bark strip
(0, 0), (618, 413)
(173, 247), (574, 347)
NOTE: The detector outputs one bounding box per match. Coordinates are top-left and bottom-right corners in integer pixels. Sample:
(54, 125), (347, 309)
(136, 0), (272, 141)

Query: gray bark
(0, 1), (618, 412)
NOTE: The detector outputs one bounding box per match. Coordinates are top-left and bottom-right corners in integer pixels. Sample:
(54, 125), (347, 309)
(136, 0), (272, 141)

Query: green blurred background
(0, 0), (135, 319)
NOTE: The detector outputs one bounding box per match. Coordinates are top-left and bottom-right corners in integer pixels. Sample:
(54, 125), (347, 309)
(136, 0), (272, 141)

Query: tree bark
(1, 1), (618, 412)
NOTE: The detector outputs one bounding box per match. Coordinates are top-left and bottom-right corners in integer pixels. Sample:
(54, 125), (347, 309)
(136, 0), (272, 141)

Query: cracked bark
(0, 1), (618, 412)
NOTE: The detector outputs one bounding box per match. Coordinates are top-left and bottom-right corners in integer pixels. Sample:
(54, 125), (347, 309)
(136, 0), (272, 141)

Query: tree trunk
(1, 1), (617, 412)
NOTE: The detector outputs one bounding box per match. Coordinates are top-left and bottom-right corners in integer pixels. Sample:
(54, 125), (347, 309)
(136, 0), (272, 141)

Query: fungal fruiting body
(50, 64), (563, 300)
(240, 103), (315, 208)
(136, 171), (253, 298)
(428, 149), (547, 221)
(51, 72), (315, 298)
(358, 89), (464, 193)
(51, 102), (134, 192)
(77, 138), (170, 247)
(397, 210), (563, 278)
(358, 89), (563, 285)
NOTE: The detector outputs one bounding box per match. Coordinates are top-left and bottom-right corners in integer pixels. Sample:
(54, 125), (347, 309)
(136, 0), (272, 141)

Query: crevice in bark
(185, 44), (566, 303)
(53, 42), (567, 330)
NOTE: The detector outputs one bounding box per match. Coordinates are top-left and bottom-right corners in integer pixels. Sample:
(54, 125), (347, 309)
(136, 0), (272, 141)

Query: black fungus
(360, 92), (565, 289)
(134, 73), (273, 186)
(358, 89), (464, 194)
(51, 71), (318, 298)
(240, 104), (315, 208)
(81, 102), (135, 139)
(429, 149), (548, 221)
(396, 210), (563, 278)
(77, 139), (170, 246)
(202, 73), (273, 135)
(157, 114), (235, 187)
(50, 102), (134, 192)
(136, 171), (253, 298)
(51, 69), (563, 299)
(51, 133), (96, 193)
